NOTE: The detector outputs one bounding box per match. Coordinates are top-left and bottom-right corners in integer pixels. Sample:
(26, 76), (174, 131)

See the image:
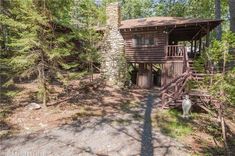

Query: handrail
(160, 45), (191, 108)
(160, 73), (187, 93)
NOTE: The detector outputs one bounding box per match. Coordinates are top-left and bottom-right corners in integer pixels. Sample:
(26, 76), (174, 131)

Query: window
(133, 34), (156, 47)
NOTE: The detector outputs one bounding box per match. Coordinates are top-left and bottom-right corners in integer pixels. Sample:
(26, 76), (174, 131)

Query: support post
(206, 24), (210, 47)
(199, 36), (202, 54)
(194, 40), (197, 57)
(190, 40), (193, 58)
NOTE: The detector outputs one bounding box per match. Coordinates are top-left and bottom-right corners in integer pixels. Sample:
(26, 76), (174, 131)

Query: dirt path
(0, 94), (191, 156)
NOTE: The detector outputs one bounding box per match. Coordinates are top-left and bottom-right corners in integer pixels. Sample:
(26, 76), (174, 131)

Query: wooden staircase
(159, 46), (191, 108)
(187, 59), (220, 108)
(159, 50), (218, 108)
(188, 59), (204, 82)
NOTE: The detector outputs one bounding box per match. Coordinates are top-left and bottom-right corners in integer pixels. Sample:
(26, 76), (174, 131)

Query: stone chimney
(101, 2), (126, 86)
(106, 2), (121, 29)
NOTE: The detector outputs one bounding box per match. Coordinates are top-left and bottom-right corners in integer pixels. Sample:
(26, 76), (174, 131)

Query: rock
(28, 102), (41, 110)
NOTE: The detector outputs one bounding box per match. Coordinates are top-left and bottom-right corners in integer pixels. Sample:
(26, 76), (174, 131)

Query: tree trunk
(0, 0), (7, 51)
(0, 0), (3, 50)
(42, 64), (47, 107)
(229, 0), (235, 33)
(223, 46), (226, 74)
(38, 52), (47, 107)
(218, 104), (229, 156)
(228, 0), (235, 68)
(90, 62), (93, 82)
(215, 0), (222, 40)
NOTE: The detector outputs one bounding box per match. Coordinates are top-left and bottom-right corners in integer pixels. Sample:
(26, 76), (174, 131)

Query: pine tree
(0, 0), (75, 106)
(71, 0), (104, 81)
(0, 0), (19, 102)
(193, 32), (235, 154)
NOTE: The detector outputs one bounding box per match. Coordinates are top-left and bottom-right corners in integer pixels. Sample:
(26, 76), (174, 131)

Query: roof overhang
(167, 20), (222, 41)
(119, 17), (222, 41)
(119, 16), (222, 30)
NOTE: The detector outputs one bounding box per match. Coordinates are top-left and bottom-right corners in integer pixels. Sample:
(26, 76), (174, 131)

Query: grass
(115, 118), (132, 125)
(0, 118), (12, 139)
(154, 109), (232, 155)
(154, 109), (193, 139)
(71, 106), (103, 120)
(0, 107), (12, 119)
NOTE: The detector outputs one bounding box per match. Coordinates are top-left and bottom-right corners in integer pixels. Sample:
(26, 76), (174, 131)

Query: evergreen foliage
(0, 0), (105, 105)
(195, 32), (235, 105)
(71, 0), (104, 81)
(0, 0), (77, 105)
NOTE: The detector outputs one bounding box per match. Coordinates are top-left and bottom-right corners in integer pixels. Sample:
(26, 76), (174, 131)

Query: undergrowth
(154, 109), (193, 139)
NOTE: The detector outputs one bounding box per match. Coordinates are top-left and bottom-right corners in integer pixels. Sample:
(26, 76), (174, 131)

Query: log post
(199, 35), (202, 54)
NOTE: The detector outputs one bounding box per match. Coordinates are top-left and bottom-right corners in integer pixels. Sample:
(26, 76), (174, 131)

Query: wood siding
(162, 60), (184, 85)
(121, 27), (167, 63)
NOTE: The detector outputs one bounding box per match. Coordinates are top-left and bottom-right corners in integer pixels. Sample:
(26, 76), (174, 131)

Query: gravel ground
(0, 95), (191, 156)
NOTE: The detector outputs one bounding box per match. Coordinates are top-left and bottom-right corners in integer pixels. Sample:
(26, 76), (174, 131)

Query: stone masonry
(101, 2), (126, 86)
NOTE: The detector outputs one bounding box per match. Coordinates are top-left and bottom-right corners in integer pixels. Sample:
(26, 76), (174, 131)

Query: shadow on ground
(0, 87), (189, 156)
(155, 107), (235, 156)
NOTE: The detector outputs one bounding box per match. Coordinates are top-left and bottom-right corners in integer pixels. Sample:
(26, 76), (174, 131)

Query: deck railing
(165, 45), (186, 59)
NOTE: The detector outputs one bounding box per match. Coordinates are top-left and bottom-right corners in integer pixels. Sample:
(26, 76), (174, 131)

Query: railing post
(165, 46), (167, 59)
(162, 93), (165, 108)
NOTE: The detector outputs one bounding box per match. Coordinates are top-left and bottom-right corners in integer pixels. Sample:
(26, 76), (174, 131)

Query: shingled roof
(119, 16), (222, 29)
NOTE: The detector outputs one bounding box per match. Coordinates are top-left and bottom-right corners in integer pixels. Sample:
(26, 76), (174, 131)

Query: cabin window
(133, 34), (156, 47)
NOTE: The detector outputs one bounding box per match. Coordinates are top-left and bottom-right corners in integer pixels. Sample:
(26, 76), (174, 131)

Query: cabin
(99, 3), (223, 108)
(101, 3), (222, 90)
(120, 17), (222, 88)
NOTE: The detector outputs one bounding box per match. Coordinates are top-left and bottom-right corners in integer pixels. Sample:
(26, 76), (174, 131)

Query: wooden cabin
(119, 17), (222, 88)
(100, 3), (223, 107)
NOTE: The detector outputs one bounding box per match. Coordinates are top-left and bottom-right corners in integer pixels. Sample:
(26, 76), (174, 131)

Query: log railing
(160, 73), (191, 108)
(160, 45), (191, 108)
(165, 45), (186, 59)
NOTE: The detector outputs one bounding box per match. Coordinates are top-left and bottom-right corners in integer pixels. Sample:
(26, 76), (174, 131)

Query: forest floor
(0, 75), (235, 155)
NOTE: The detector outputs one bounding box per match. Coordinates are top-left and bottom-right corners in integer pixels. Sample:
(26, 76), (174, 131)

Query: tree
(156, 0), (187, 17)
(0, 0), (13, 102)
(194, 32), (235, 155)
(215, 0), (222, 40)
(229, 0), (235, 33)
(0, 0), (75, 106)
(71, 0), (104, 81)
(121, 0), (155, 19)
(100, 0), (156, 20)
